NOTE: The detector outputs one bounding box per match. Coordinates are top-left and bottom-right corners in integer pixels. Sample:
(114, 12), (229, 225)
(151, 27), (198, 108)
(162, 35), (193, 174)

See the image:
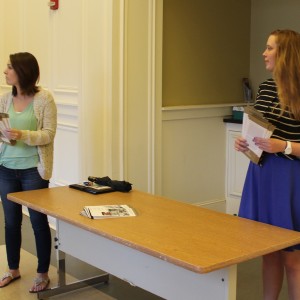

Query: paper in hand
(0, 113), (16, 145)
(242, 107), (275, 164)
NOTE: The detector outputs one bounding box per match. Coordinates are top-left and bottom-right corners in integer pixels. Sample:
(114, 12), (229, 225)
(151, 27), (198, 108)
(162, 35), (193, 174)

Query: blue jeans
(0, 165), (51, 273)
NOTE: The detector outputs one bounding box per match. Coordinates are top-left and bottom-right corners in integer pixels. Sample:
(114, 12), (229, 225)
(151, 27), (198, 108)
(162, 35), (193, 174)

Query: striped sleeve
(254, 79), (300, 160)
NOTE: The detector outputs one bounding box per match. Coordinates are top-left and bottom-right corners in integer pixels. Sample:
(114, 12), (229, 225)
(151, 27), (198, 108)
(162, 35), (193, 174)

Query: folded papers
(242, 106), (275, 164)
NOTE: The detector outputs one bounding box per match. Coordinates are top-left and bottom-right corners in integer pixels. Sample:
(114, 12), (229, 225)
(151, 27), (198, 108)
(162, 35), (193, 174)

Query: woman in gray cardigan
(0, 52), (57, 293)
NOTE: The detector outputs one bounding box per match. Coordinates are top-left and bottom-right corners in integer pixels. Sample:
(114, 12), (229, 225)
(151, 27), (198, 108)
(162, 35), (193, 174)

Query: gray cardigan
(0, 89), (57, 180)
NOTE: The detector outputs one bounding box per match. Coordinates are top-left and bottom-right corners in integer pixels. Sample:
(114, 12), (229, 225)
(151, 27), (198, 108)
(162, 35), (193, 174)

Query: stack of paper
(242, 106), (276, 164)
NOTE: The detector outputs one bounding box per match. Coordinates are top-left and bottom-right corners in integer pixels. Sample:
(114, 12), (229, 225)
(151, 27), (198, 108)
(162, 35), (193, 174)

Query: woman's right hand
(235, 136), (249, 152)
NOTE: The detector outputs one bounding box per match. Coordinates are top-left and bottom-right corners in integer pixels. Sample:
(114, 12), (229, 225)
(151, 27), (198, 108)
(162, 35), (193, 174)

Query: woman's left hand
(4, 128), (22, 141)
(253, 137), (286, 153)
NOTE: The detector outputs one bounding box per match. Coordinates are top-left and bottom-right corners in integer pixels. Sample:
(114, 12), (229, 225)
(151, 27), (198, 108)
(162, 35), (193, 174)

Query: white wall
(0, 0), (123, 188)
(0, 0), (249, 214)
(161, 105), (232, 208)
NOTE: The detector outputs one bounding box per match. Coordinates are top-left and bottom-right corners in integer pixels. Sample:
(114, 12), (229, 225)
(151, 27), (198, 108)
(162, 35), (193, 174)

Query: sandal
(29, 277), (50, 293)
(0, 272), (21, 288)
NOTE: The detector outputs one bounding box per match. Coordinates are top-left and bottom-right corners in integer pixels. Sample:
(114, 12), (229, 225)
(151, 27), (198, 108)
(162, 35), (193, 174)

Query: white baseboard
(194, 199), (226, 213)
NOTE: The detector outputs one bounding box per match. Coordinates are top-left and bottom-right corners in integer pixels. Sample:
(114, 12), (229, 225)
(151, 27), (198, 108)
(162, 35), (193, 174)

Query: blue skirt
(239, 153), (300, 251)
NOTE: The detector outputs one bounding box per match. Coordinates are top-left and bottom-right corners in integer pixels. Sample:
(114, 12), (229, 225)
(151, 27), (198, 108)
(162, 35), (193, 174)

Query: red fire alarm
(48, 0), (59, 10)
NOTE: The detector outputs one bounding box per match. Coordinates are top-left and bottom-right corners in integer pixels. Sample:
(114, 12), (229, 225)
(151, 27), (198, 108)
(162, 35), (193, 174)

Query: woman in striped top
(235, 30), (300, 299)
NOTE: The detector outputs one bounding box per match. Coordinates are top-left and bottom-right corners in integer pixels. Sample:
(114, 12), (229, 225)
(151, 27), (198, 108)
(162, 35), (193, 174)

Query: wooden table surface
(8, 186), (300, 274)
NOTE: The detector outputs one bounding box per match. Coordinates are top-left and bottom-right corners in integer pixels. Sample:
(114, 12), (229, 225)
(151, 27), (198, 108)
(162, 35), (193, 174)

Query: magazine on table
(81, 204), (137, 219)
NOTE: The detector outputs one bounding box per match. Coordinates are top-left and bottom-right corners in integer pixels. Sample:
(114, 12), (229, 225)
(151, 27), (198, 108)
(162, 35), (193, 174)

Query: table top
(8, 186), (300, 274)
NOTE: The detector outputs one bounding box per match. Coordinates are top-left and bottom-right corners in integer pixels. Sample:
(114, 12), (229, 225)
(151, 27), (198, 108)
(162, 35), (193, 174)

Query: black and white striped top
(254, 78), (300, 160)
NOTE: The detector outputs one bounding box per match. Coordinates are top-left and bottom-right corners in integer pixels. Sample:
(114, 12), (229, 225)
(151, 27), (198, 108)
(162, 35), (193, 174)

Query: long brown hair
(271, 29), (300, 120)
(10, 52), (40, 97)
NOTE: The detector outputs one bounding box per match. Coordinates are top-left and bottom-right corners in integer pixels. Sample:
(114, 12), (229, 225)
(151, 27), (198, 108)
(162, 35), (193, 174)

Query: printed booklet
(81, 204), (137, 219)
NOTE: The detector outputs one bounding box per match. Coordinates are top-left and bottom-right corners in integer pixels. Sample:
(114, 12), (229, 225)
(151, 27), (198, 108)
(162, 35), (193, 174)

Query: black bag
(88, 176), (132, 192)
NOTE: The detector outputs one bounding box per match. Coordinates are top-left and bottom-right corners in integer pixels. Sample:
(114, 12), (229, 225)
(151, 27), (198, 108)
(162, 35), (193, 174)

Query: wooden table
(8, 186), (300, 300)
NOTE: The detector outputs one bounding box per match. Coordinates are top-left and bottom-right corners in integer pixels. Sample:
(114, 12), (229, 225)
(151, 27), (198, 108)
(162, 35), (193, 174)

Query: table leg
(37, 239), (109, 299)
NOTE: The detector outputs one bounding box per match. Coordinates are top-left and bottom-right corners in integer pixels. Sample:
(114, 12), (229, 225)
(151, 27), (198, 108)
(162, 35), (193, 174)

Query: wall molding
(162, 103), (246, 121)
(53, 88), (79, 95)
(147, 0), (156, 193)
(195, 198), (226, 213)
(57, 122), (78, 132)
